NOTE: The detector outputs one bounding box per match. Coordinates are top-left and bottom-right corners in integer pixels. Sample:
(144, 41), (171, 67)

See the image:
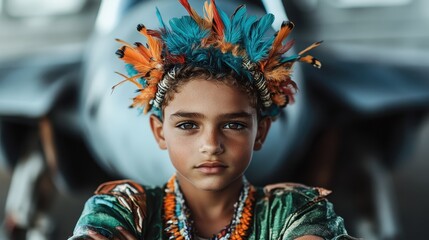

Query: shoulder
(94, 179), (164, 199)
(254, 182), (333, 225)
(94, 179), (152, 198)
(92, 179), (164, 213)
(258, 182), (332, 211)
(252, 182), (352, 239)
(93, 180), (148, 221)
(92, 179), (164, 209)
(82, 180), (163, 235)
(262, 182), (331, 199)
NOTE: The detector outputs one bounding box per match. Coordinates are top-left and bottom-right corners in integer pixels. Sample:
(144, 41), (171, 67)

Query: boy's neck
(176, 174), (244, 237)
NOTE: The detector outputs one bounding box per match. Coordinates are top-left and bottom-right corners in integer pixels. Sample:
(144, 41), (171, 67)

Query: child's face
(150, 78), (271, 191)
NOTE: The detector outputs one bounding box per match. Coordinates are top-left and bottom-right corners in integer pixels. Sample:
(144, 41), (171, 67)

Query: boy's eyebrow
(219, 112), (253, 120)
(169, 111), (205, 120)
(169, 111), (253, 120)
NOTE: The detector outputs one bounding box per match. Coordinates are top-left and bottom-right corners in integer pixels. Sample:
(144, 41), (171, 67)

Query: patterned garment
(68, 179), (355, 240)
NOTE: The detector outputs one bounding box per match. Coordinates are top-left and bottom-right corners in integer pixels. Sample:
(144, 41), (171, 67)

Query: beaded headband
(114, 0), (321, 117)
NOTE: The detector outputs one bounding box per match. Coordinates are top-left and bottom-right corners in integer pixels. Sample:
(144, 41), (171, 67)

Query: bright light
(261, 0), (289, 29)
(330, 0), (412, 8)
(6, 0), (85, 17)
(94, 0), (122, 34)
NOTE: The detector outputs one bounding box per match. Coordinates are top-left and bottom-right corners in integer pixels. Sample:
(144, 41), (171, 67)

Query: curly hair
(160, 65), (262, 117)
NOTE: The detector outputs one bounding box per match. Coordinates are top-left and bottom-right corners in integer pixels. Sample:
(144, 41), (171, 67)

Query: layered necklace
(163, 175), (256, 240)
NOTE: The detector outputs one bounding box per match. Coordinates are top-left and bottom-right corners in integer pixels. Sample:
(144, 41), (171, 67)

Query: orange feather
(210, 0), (224, 38)
(264, 67), (292, 82)
(269, 21), (294, 58)
(148, 70), (164, 83)
(133, 42), (151, 60)
(298, 41), (322, 55)
(118, 46), (149, 67)
(137, 24), (162, 62)
(179, 0), (207, 28)
(132, 85), (157, 113)
(112, 72), (144, 92)
(272, 93), (286, 106)
(203, 1), (213, 25)
(261, 21), (294, 70)
(115, 38), (135, 49)
(299, 55), (321, 69)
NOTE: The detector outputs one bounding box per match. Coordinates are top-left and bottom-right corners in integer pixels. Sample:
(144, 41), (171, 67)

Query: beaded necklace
(163, 176), (255, 240)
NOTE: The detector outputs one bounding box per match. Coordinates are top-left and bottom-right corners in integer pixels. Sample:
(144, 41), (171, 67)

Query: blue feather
(263, 105), (281, 117)
(152, 106), (163, 119)
(280, 54), (300, 63)
(222, 5), (247, 44)
(164, 16), (209, 55)
(255, 14), (274, 38)
(217, 5), (230, 38)
(222, 53), (243, 74)
(242, 13), (274, 62)
(155, 7), (167, 30)
(242, 15), (257, 36)
(125, 64), (148, 86)
(228, 5), (246, 44)
(242, 17), (259, 61)
(125, 63), (138, 76)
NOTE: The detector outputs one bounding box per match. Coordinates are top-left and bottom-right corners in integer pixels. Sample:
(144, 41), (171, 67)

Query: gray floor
(1, 118), (429, 239)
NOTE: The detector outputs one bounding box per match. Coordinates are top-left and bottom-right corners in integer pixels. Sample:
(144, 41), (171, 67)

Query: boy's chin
(198, 184), (228, 192)
(189, 176), (243, 193)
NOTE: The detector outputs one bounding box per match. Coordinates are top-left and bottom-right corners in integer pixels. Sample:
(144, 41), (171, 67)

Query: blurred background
(0, 0), (428, 239)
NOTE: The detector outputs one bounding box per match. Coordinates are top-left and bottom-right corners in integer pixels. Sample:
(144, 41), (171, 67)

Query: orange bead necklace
(163, 175), (255, 240)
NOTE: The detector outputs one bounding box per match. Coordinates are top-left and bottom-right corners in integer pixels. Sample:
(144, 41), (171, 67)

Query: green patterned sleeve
(280, 194), (353, 240)
(68, 180), (147, 240)
(258, 183), (356, 240)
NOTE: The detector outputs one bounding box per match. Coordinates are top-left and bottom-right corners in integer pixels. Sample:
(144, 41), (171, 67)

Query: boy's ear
(149, 114), (167, 150)
(254, 117), (272, 151)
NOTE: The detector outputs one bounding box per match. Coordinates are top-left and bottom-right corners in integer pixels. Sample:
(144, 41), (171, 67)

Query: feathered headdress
(114, 0), (321, 117)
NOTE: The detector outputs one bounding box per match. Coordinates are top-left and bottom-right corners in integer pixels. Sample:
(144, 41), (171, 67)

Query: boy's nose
(199, 129), (224, 155)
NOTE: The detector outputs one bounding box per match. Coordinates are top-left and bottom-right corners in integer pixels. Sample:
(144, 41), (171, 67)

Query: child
(69, 0), (354, 239)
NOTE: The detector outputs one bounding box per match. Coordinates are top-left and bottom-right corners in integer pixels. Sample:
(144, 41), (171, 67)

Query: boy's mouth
(195, 161), (227, 174)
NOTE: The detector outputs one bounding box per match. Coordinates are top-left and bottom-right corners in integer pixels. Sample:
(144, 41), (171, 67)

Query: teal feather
(125, 63), (138, 76)
(254, 14), (274, 39)
(263, 104), (280, 117)
(155, 7), (167, 30)
(243, 14), (274, 62)
(125, 64), (147, 86)
(242, 15), (257, 35)
(217, 5), (230, 37)
(164, 16), (209, 55)
(183, 46), (242, 76)
(280, 54), (300, 63)
(229, 5), (246, 44)
(214, 50), (242, 74)
(223, 5), (246, 44)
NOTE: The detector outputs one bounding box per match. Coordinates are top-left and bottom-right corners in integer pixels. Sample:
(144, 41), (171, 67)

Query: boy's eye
(177, 122), (198, 130)
(224, 122), (245, 130)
